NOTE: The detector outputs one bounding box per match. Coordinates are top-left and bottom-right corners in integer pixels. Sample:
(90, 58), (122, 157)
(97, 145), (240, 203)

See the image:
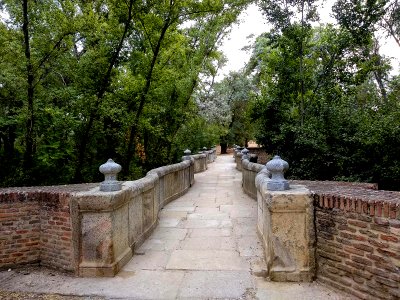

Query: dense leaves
(196, 71), (256, 149)
(1, 0), (399, 191)
(0, 0), (249, 186)
(247, 0), (400, 190)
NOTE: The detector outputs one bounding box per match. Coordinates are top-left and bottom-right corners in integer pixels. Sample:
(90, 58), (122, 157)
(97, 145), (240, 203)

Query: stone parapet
(235, 152), (243, 171)
(68, 159), (195, 277)
(241, 159), (264, 199)
(249, 175), (400, 298)
(204, 148), (217, 163)
(0, 154), (217, 277)
(191, 154), (208, 173)
(256, 171), (316, 282)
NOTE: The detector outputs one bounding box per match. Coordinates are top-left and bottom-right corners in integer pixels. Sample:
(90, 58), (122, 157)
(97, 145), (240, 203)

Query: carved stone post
(265, 155), (289, 191)
(99, 159), (122, 192)
(256, 156), (315, 282)
(183, 149), (191, 161)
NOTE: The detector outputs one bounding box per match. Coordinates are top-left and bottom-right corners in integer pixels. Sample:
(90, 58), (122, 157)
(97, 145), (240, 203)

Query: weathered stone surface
(166, 250), (248, 271)
(186, 212), (229, 220)
(234, 224), (258, 237)
(137, 238), (181, 252)
(151, 228), (188, 240)
(188, 228), (232, 237)
(255, 278), (354, 300)
(237, 235), (264, 257)
(242, 158), (265, 199)
(192, 154), (208, 173)
(180, 237), (236, 250)
(158, 218), (182, 228)
(181, 219), (232, 229)
(178, 270), (255, 299)
(123, 250), (170, 270)
(256, 181), (315, 282)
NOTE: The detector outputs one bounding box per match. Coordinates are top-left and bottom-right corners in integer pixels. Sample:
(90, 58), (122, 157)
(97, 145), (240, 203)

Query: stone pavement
(0, 155), (352, 299)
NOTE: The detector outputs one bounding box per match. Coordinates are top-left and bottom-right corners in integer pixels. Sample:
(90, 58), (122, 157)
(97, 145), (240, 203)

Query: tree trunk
(22, 0), (35, 171)
(73, 0), (135, 182)
(220, 143), (227, 154)
(123, 17), (171, 176)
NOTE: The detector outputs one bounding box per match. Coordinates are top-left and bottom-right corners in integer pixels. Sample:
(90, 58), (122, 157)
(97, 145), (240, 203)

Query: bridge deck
(0, 155), (351, 299)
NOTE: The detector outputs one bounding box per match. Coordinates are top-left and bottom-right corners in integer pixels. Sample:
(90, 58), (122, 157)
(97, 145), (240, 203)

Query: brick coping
(294, 180), (400, 220)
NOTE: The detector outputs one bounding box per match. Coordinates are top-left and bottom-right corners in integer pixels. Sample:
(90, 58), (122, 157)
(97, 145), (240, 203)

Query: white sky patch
(217, 4), (267, 80)
(218, 1), (400, 79)
(0, 9), (10, 23)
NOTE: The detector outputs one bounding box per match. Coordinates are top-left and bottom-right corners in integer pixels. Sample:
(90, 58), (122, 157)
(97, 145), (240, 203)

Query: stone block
(257, 184), (315, 282)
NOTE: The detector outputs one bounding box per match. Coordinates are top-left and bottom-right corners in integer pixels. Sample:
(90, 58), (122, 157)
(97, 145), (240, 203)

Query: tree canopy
(245, 0), (400, 190)
(0, 0), (249, 186)
(1, 0), (399, 190)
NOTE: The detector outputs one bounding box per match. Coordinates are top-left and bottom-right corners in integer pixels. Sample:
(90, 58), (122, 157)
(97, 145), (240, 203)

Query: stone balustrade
(235, 152), (243, 171)
(207, 148), (217, 163)
(191, 153), (208, 173)
(255, 170), (316, 282)
(0, 152), (214, 277)
(241, 159), (264, 199)
(239, 155), (400, 298)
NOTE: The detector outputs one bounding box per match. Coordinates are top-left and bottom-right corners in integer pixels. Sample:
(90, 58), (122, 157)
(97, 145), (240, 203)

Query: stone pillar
(256, 157), (315, 282)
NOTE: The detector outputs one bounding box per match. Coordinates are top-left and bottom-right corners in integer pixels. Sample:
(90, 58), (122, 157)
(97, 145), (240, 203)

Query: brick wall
(0, 193), (41, 267)
(0, 190), (74, 272)
(247, 147), (270, 164)
(40, 193), (74, 271)
(303, 181), (400, 300)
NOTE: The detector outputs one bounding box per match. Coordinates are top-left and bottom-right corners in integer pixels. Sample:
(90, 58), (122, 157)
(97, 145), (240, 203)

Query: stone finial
(99, 159), (122, 192)
(265, 155), (289, 191)
(183, 149), (191, 161)
(241, 148), (250, 160)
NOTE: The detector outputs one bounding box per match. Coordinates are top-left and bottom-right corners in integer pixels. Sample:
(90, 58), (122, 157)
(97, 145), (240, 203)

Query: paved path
(0, 155), (351, 299)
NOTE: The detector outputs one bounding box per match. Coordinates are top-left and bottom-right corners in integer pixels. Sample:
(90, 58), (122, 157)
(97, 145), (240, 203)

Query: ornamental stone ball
(265, 155), (289, 191)
(99, 159), (122, 192)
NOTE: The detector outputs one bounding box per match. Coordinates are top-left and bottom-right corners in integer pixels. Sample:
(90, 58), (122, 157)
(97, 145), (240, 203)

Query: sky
(218, 3), (400, 79)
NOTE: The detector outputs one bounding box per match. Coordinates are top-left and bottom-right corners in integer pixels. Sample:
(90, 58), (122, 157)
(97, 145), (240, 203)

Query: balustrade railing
(0, 149), (216, 277)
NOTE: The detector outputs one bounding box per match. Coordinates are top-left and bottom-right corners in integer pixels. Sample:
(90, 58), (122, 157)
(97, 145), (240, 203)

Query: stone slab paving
(0, 155), (353, 299)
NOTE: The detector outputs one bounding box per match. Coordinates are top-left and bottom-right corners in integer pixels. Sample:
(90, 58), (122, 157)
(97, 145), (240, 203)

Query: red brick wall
(40, 193), (74, 271)
(0, 193), (41, 267)
(0, 191), (73, 272)
(247, 147), (270, 164)
(315, 193), (400, 300)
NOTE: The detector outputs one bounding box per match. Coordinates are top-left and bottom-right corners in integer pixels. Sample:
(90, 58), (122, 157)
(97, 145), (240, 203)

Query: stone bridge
(0, 151), (399, 299)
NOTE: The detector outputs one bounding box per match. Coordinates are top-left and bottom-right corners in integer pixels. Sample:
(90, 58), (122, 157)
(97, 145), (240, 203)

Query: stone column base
(257, 184), (315, 282)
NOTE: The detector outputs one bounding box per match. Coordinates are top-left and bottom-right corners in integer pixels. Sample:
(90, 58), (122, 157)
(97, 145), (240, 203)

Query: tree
(0, 0), (252, 186)
(258, 0), (319, 125)
(247, 11), (399, 189)
(196, 71), (256, 151)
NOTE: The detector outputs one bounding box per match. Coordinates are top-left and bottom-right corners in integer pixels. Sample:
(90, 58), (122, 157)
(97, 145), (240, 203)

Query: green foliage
(0, 0), (250, 186)
(249, 17), (400, 190)
(196, 71), (256, 148)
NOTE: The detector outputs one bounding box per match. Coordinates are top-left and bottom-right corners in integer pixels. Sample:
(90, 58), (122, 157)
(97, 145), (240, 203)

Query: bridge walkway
(0, 155), (351, 299)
